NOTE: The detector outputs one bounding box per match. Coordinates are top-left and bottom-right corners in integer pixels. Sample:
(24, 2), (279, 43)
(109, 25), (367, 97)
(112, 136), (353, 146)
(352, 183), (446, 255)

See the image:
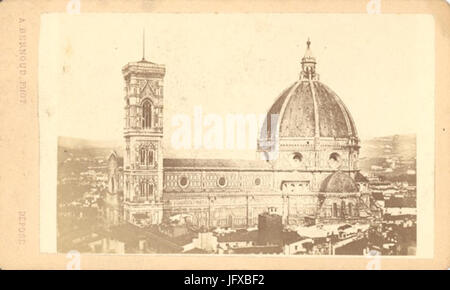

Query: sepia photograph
(37, 13), (435, 257)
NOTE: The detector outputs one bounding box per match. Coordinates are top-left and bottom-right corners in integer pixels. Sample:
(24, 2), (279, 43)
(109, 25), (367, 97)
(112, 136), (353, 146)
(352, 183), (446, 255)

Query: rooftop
(320, 171), (359, 193)
(355, 172), (369, 183)
(232, 246), (282, 254)
(217, 229), (258, 243)
(163, 158), (273, 170)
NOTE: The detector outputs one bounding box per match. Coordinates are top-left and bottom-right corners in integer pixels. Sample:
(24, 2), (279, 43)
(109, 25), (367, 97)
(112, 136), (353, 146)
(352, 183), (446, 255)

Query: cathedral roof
(108, 150), (123, 166)
(320, 171), (359, 193)
(355, 171), (369, 183)
(163, 158), (272, 170)
(261, 40), (357, 140)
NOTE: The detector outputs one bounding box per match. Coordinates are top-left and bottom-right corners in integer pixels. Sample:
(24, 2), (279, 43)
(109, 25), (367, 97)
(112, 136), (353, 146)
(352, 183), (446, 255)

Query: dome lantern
(300, 38), (319, 80)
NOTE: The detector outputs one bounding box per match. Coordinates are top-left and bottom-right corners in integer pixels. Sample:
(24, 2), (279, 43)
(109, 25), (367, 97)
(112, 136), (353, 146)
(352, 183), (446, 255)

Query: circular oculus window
(179, 176), (189, 188)
(328, 152), (342, 169)
(293, 152), (303, 162)
(290, 152), (304, 166)
(217, 177), (227, 187)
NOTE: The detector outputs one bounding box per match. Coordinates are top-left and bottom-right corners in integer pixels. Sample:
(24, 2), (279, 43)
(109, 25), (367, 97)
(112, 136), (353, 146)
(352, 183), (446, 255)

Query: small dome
(320, 171), (358, 193)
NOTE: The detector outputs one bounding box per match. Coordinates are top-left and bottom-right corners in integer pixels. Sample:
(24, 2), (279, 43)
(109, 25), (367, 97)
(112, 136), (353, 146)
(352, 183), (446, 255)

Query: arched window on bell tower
(140, 147), (146, 166)
(147, 150), (154, 166)
(140, 182), (145, 198)
(110, 177), (115, 193)
(139, 181), (154, 200)
(147, 183), (153, 199)
(142, 100), (152, 129)
(139, 147), (154, 167)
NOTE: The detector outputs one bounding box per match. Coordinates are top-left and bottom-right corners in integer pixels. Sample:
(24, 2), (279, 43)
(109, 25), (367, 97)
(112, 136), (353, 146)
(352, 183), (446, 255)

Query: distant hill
(58, 134), (416, 164)
(58, 136), (123, 178)
(360, 134), (416, 160)
(58, 136), (122, 150)
(359, 134), (416, 183)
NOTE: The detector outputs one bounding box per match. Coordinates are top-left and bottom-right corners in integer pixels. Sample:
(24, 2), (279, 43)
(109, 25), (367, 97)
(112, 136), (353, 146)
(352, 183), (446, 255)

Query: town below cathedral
(57, 41), (417, 256)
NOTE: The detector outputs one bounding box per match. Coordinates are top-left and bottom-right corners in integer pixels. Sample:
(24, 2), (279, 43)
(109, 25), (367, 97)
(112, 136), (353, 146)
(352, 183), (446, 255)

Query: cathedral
(103, 39), (373, 229)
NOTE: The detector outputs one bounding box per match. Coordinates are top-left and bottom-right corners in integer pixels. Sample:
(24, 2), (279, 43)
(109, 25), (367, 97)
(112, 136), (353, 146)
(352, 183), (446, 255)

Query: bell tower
(121, 37), (165, 226)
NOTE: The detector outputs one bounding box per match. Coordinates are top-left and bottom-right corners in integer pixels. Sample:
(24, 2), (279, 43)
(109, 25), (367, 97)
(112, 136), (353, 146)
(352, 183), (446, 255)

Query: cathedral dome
(320, 171), (358, 193)
(262, 40), (357, 140)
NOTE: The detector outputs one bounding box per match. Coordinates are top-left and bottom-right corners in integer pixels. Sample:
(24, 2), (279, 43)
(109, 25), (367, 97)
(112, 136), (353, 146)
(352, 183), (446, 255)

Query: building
(257, 207), (283, 245)
(102, 151), (124, 228)
(105, 39), (375, 230)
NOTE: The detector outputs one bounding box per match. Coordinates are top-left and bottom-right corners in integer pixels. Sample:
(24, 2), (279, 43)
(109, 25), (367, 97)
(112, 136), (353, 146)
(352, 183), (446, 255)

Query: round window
(292, 152), (303, 163)
(254, 178), (261, 186)
(328, 152), (342, 169)
(218, 177), (227, 187)
(329, 152), (340, 161)
(179, 176), (188, 187)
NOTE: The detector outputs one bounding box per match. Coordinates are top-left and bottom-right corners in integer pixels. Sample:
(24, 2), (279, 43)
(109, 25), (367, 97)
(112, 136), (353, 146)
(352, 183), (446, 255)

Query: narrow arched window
(332, 203), (338, 218)
(147, 150), (154, 165)
(341, 200), (346, 217)
(110, 177), (115, 193)
(140, 183), (145, 197)
(147, 183), (153, 199)
(142, 100), (152, 129)
(140, 147), (146, 165)
(348, 203), (353, 216)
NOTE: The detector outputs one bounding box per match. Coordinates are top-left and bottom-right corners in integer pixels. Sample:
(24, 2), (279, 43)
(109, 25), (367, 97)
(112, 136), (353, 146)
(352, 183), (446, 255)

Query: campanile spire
(142, 28), (146, 61)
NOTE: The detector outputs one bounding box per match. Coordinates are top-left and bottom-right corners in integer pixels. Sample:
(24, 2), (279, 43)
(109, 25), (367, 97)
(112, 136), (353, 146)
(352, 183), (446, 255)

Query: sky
(39, 13), (434, 158)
